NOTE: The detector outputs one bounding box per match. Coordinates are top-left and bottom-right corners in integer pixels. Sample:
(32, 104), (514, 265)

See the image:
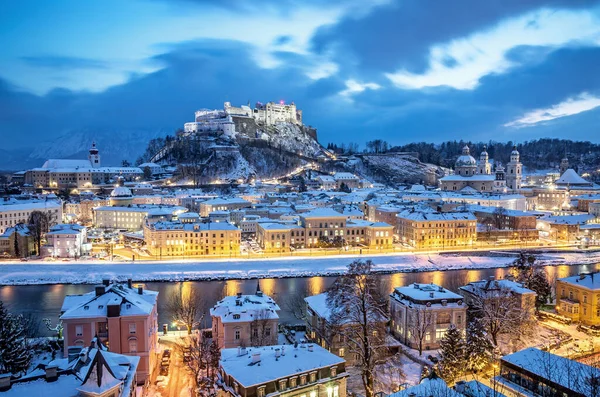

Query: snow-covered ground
(1, 251), (599, 285)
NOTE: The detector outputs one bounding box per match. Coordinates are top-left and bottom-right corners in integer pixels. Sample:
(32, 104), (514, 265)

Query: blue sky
(1, 0), (600, 152)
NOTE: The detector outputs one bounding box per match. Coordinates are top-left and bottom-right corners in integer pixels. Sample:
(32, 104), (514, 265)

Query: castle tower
(559, 156), (569, 176)
(478, 145), (492, 175)
(88, 141), (101, 168)
(493, 163), (507, 193)
(506, 145), (522, 191)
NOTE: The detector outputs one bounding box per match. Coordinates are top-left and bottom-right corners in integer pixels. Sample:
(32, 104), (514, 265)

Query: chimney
(138, 285), (143, 295)
(237, 292), (242, 298)
(308, 344), (314, 352)
(127, 279), (133, 289)
(241, 347), (247, 356)
(414, 284), (419, 289)
(275, 348), (281, 359)
(281, 346), (285, 356)
(95, 285), (106, 296)
(238, 346), (242, 356)
(45, 365), (58, 382)
(252, 353), (261, 364)
(429, 292), (434, 298)
(0, 374), (11, 391)
(441, 299), (447, 307)
(102, 279), (110, 287)
(90, 339), (96, 349)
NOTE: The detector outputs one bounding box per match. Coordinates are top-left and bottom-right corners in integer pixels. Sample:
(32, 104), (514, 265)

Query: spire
(256, 279), (261, 294)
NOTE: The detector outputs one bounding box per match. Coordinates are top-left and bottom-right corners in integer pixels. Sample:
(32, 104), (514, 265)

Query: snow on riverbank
(1, 251), (599, 286)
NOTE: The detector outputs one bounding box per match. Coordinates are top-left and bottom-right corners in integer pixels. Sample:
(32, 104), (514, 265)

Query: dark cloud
(311, 0), (600, 74)
(20, 56), (108, 70)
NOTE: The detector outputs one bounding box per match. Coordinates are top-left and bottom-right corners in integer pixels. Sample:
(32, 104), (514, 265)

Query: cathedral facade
(440, 145), (522, 193)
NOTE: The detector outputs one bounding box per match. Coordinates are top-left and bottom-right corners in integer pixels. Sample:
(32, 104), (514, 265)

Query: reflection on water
(1, 263), (599, 336)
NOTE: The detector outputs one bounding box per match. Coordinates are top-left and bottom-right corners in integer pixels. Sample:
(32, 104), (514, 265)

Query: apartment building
(459, 277), (536, 313)
(299, 208), (347, 247)
(143, 220), (240, 257)
(93, 205), (186, 230)
(218, 344), (347, 397)
(199, 198), (251, 217)
(556, 273), (600, 325)
(396, 210), (477, 249)
(256, 223), (305, 253)
(0, 199), (62, 234)
(390, 283), (467, 351)
(210, 287), (280, 349)
(59, 281), (159, 383)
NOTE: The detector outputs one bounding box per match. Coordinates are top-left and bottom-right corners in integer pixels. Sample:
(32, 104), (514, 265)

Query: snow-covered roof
(555, 169), (592, 186)
(0, 200), (61, 213)
(304, 293), (331, 320)
(396, 211), (476, 222)
(540, 213), (595, 225)
(558, 273), (600, 290)
(501, 347), (600, 396)
(42, 159), (91, 169)
(60, 283), (157, 320)
(392, 283), (463, 303)
(202, 197), (251, 206)
(389, 375), (462, 397)
(149, 220), (239, 231)
(459, 278), (535, 296)
(333, 172), (359, 181)
(440, 174), (495, 182)
(299, 207), (345, 218)
(220, 344), (344, 387)
(210, 291), (280, 323)
(110, 186), (132, 197)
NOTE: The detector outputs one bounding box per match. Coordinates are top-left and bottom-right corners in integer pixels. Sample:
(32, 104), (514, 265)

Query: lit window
(129, 323), (136, 334)
(129, 339), (138, 353)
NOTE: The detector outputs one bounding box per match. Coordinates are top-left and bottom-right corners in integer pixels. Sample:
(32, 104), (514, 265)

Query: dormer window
(257, 386), (266, 397)
(310, 372), (317, 383)
(331, 366), (337, 377)
(279, 380), (287, 390)
(300, 375), (307, 385)
(83, 305), (89, 310)
(290, 377), (297, 388)
(233, 314), (241, 320)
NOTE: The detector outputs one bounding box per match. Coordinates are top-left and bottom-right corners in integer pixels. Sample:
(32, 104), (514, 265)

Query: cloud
(385, 7), (600, 90)
(504, 92), (600, 127)
(339, 79), (381, 97)
(20, 56), (108, 70)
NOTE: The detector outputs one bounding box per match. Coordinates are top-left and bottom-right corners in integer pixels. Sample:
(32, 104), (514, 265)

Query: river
(2, 262), (599, 336)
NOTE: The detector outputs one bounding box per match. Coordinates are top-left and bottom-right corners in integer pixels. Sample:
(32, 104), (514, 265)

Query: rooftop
(219, 343), (344, 387)
(210, 290), (280, 323)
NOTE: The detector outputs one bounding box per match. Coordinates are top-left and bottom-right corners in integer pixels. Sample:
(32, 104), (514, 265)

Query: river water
(2, 262), (599, 336)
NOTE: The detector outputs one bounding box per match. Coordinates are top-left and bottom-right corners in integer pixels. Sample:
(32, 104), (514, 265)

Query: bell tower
(88, 141), (101, 168)
(506, 145), (522, 191)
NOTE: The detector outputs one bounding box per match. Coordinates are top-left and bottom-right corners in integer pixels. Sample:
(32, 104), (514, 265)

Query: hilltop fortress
(182, 101), (315, 140)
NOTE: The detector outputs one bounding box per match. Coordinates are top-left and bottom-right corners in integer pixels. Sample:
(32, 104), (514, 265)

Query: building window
(235, 330), (240, 340)
(279, 380), (287, 390)
(129, 323), (136, 334)
(310, 391), (317, 397)
(338, 348), (344, 357)
(310, 372), (317, 383)
(290, 377), (297, 388)
(334, 385), (339, 397)
(300, 375), (307, 385)
(265, 327), (271, 337)
(331, 366), (337, 377)
(129, 339), (138, 353)
(76, 325), (83, 337)
(257, 387), (266, 397)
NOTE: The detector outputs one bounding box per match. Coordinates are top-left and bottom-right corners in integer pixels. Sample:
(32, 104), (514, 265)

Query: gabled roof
(556, 169), (592, 186)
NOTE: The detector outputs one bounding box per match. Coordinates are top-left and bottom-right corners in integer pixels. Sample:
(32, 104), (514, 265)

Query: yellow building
(256, 223), (305, 253)
(143, 220), (240, 257)
(396, 211), (477, 249)
(556, 273), (600, 325)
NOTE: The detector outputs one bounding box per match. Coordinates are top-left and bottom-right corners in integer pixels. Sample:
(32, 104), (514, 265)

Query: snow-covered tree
(465, 317), (494, 372)
(166, 287), (207, 335)
(327, 260), (389, 397)
(438, 324), (466, 384)
(43, 318), (63, 339)
(512, 253), (552, 309)
(0, 301), (32, 375)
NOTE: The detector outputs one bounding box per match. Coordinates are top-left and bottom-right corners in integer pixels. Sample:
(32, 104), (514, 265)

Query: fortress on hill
(183, 101), (304, 137)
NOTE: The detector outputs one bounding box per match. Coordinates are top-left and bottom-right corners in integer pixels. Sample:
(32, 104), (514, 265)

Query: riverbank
(1, 250), (600, 285)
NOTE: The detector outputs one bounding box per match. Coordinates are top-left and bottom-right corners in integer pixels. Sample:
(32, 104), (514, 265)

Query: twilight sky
(1, 0), (600, 153)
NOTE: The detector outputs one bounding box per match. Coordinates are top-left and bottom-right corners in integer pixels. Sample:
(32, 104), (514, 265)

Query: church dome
(110, 186), (132, 197)
(456, 145), (477, 166)
(511, 146), (519, 155)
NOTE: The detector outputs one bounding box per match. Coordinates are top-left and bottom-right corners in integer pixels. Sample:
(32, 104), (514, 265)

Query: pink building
(210, 284), (280, 349)
(60, 280), (159, 383)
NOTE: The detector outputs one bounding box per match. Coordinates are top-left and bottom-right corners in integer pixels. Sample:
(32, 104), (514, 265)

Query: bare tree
(283, 290), (308, 321)
(470, 287), (532, 346)
(250, 308), (274, 347)
(43, 318), (64, 339)
(166, 288), (206, 335)
(407, 305), (434, 356)
(327, 260), (389, 397)
(374, 353), (406, 394)
(27, 210), (55, 255)
(174, 332), (219, 394)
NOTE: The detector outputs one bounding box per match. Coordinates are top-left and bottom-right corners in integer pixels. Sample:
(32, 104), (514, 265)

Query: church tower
(559, 156), (569, 176)
(493, 163), (507, 193)
(478, 145), (492, 175)
(506, 145), (522, 191)
(88, 141), (101, 168)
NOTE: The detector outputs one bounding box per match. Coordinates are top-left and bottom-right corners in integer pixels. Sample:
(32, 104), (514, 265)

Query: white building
(43, 224), (91, 258)
(0, 199), (62, 234)
(93, 205), (186, 230)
